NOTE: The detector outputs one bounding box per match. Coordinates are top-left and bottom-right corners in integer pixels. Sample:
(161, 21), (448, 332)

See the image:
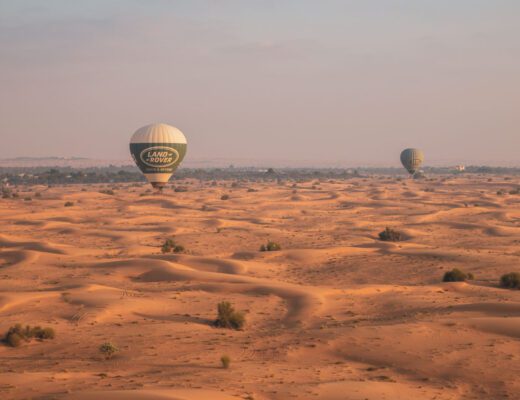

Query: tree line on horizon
(0, 165), (518, 186)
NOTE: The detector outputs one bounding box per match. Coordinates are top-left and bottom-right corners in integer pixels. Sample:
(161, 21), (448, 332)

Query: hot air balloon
(130, 123), (187, 190)
(400, 148), (424, 176)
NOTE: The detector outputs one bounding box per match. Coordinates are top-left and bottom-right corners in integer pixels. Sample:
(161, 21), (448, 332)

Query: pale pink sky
(0, 1), (519, 166)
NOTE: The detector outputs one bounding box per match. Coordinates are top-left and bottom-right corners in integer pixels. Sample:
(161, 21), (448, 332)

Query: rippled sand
(0, 176), (519, 399)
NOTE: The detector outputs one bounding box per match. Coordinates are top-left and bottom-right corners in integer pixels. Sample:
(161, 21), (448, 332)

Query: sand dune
(465, 317), (520, 338)
(0, 249), (39, 268)
(0, 176), (519, 399)
(0, 234), (68, 254)
(66, 389), (243, 400)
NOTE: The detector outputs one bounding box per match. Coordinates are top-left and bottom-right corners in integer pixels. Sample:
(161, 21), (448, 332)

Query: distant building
(454, 165), (465, 172)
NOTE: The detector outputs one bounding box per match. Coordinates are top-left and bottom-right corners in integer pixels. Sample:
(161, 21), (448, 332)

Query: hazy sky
(1, 0), (519, 166)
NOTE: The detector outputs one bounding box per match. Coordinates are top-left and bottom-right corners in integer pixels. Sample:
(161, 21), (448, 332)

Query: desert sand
(0, 176), (519, 400)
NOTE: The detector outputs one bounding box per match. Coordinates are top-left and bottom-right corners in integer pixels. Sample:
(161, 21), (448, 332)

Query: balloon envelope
(130, 123), (187, 188)
(400, 148), (424, 175)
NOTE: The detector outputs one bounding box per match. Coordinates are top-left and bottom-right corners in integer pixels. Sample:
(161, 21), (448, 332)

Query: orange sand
(0, 176), (519, 399)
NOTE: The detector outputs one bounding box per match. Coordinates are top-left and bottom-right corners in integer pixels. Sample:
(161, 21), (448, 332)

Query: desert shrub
(259, 241), (281, 252)
(35, 192), (42, 198)
(6, 332), (23, 347)
(24, 197), (32, 201)
(220, 194), (230, 200)
(3, 324), (55, 347)
(220, 354), (231, 369)
(247, 188), (257, 193)
(496, 190), (505, 196)
(172, 244), (185, 253)
(1, 187), (12, 198)
(64, 201), (74, 207)
(509, 188), (520, 195)
(99, 342), (119, 359)
(161, 238), (184, 254)
(99, 189), (115, 195)
(174, 186), (188, 192)
(378, 227), (403, 242)
(231, 182), (239, 188)
(32, 326), (55, 339)
(443, 268), (474, 282)
(215, 301), (245, 330)
(499, 272), (520, 289)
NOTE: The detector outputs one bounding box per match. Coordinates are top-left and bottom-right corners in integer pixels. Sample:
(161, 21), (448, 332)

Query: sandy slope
(0, 176), (519, 399)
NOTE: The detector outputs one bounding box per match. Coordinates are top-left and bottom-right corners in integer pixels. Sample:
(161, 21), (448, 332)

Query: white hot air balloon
(129, 123), (187, 190)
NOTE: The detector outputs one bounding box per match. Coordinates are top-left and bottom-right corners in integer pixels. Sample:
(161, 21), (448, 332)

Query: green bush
(1, 188), (12, 199)
(3, 324), (55, 347)
(220, 354), (231, 369)
(215, 301), (245, 330)
(500, 272), (520, 289)
(6, 332), (23, 347)
(378, 227), (403, 242)
(173, 244), (184, 253)
(161, 238), (185, 254)
(259, 241), (281, 252)
(99, 342), (119, 359)
(443, 268), (474, 282)
(32, 327), (55, 339)
(161, 238), (175, 253)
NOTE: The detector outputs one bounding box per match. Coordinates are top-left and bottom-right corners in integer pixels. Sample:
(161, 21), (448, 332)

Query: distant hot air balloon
(130, 123), (187, 190)
(400, 148), (424, 176)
